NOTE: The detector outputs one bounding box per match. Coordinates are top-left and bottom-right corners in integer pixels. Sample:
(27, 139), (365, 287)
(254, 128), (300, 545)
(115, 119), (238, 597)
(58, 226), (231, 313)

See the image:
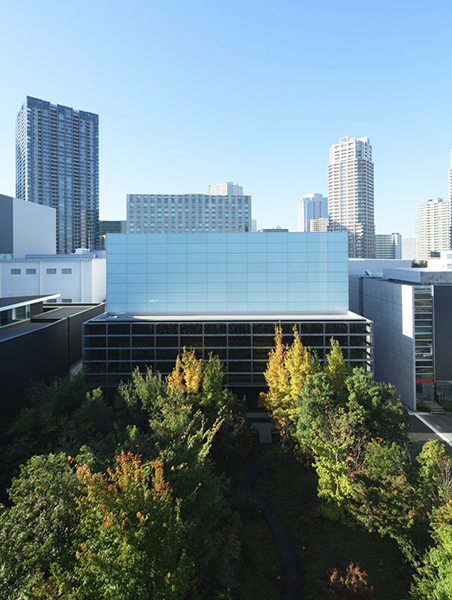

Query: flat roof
(89, 311), (370, 323)
(0, 295), (59, 310)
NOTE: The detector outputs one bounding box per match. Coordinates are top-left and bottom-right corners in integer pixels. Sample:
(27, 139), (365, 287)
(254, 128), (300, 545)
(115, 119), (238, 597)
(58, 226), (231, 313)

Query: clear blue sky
(1, 0), (451, 237)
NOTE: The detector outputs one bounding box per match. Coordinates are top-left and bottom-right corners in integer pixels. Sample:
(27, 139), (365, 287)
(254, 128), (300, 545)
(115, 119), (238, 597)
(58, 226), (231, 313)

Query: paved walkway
(238, 413), (303, 599)
(409, 412), (452, 448)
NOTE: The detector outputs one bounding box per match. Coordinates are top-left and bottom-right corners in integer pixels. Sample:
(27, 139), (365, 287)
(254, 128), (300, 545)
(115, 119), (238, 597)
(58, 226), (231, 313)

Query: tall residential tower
(416, 198), (452, 260)
(16, 96), (99, 253)
(327, 137), (375, 258)
(298, 193), (328, 232)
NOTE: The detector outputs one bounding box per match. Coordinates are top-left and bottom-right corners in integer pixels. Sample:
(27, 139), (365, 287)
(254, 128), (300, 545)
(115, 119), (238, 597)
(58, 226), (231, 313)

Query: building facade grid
(16, 96), (99, 253)
(127, 194), (251, 234)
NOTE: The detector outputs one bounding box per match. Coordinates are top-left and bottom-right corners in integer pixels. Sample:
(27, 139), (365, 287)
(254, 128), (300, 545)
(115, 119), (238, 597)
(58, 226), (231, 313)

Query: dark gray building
(16, 96), (99, 254)
(0, 296), (104, 418)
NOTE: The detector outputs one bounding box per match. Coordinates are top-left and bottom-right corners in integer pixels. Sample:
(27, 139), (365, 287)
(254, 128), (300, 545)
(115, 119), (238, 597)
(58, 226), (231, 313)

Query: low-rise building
(0, 250), (106, 303)
(349, 268), (452, 410)
(0, 296), (105, 417)
(83, 232), (373, 397)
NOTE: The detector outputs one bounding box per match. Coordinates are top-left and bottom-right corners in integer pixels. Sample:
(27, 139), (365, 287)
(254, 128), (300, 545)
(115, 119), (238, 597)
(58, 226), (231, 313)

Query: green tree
(345, 369), (408, 445)
(0, 454), (78, 599)
(73, 451), (192, 600)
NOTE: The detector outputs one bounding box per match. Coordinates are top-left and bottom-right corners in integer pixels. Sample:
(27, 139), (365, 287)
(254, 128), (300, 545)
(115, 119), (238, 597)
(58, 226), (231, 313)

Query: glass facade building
(16, 96), (99, 254)
(83, 316), (373, 389)
(106, 232), (349, 314)
(83, 231), (373, 392)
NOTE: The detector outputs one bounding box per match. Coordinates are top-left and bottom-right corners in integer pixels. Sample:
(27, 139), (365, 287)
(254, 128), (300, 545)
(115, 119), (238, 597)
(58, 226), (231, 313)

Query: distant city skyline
(1, 1), (452, 238)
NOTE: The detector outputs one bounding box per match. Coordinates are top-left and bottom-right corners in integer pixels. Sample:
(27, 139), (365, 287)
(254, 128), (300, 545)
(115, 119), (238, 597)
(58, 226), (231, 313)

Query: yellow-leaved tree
(260, 326), (318, 440)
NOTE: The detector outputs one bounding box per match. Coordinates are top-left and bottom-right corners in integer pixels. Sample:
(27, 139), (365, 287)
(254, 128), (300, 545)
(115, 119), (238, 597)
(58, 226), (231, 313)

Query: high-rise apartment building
(127, 193), (251, 233)
(208, 182), (243, 196)
(298, 193), (328, 232)
(402, 236), (418, 261)
(416, 198), (452, 260)
(449, 150), (452, 203)
(327, 137), (375, 258)
(375, 233), (402, 259)
(16, 96), (99, 254)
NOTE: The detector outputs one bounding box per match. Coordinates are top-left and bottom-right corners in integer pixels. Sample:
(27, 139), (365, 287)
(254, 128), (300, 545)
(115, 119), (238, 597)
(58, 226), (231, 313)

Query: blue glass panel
(148, 283), (167, 292)
(167, 234), (187, 244)
(208, 254), (227, 264)
(187, 273), (207, 282)
(108, 253), (126, 264)
(127, 244), (146, 254)
(267, 243), (287, 252)
(108, 283), (126, 294)
(228, 243), (247, 254)
(167, 283), (186, 293)
(207, 272), (227, 282)
(187, 263), (207, 273)
(227, 263), (247, 273)
(167, 303), (188, 311)
(128, 254), (146, 264)
(167, 273), (187, 283)
(227, 273), (247, 282)
(247, 272), (267, 282)
(207, 263), (226, 272)
(247, 282), (267, 292)
(150, 253), (167, 264)
(207, 243), (227, 252)
(147, 234), (167, 243)
(268, 272), (288, 282)
(208, 293), (225, 303)
(107, 264), (127, 274)
(187, 282), (207, 292)
(149, 273), (167, 283)
(227, 254), (244, 263)
(308, 272), (328, 282)
(108, 244), (127, 254)
(167, 293), (187, 302)
(248, 263), (267, 273)
(187, 244), (207, 253)
(288, 282), (306, 292)
(207, 283), (227, 292)
(147, 263), (167, 273)
(128, 284), (146, 293)
(127, 263), (146, 274)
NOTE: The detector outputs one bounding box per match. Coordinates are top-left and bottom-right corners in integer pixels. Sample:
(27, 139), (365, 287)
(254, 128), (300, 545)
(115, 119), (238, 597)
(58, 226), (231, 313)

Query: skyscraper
(298, 193), (328, 232)
(416, 198), (452, 260)
(327, 137), (375, 258)
(16, 96), (99, 254)
(208, 182), (243, 196)
(449, 150), (452, 202)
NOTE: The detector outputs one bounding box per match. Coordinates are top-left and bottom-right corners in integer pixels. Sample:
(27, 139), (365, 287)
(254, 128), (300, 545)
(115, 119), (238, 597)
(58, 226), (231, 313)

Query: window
(62, 298), (72, 303)
(26, 268), (36, 275)
(10, 269), (21, 275)
(46, 268), (57, 274)
(62, 268), (72, 274)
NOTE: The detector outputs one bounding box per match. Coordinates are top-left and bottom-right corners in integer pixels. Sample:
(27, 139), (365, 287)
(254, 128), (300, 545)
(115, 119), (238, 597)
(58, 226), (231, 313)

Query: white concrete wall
(13, 198), (56, 257)
(0, 258), (106, 303)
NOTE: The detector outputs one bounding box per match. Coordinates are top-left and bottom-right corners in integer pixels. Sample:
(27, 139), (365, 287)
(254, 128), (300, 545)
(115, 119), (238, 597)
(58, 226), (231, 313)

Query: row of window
(10, 268), (72, 275)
